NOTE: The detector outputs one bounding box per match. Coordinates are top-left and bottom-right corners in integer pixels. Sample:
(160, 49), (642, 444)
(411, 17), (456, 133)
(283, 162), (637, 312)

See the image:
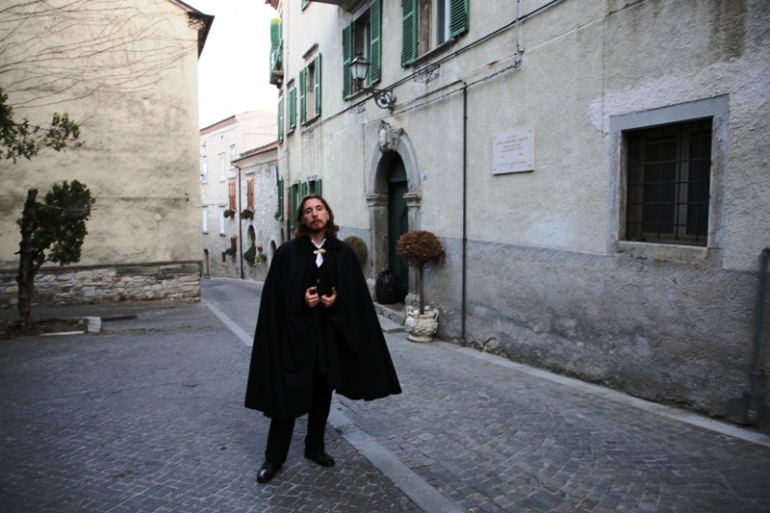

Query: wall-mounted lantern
(350, 54), (395, 110)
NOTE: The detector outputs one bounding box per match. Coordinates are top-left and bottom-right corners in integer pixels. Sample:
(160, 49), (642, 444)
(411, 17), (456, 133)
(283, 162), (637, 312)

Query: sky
(186, 0), (280, 128)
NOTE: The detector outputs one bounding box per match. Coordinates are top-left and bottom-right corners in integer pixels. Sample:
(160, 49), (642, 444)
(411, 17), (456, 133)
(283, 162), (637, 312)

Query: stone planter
(404, 305), (439, 343)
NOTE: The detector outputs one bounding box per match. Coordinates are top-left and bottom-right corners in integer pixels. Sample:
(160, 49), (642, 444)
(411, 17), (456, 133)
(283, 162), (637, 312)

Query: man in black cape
(244, 194), (402, 484)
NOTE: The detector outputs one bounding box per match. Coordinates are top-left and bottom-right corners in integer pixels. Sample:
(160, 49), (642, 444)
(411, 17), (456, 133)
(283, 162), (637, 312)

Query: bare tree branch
(1, 0), (194, 109)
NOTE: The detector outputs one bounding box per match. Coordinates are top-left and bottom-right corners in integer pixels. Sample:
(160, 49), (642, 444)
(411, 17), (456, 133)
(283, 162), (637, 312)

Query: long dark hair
(294, 194), (340, 239)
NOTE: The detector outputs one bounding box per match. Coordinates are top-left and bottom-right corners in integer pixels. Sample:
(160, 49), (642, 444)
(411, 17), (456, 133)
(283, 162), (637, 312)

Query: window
(626, 120), (711, 246)
(288, 84), (297, 132)
(228, 180), (237, 210)
(289, 182), (301, 231)
(611, 95), (728, 255)
(276, 177), (285, 221)
(308, 178), (322, 196)
(219, 153), (226, 181)
(269, 17), (283, 86)
(246, 177), (255, 210)
(218, 206), (227, 235)
(200, 161), (208, 183)
(343, 0), (381, 98)
(202, 207), (209, 233)
(287, 179), (323, 230)
(300, 53), (322, 124)
(402, 0), (468, 66)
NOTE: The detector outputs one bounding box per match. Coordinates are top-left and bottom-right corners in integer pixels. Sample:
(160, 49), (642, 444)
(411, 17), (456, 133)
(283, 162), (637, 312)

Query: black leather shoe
(256, 461), (281, 483)
(304, 450), (335, 467)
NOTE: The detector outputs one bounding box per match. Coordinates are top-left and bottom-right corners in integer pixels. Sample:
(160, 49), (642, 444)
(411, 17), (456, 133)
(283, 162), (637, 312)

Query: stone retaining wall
(0, 262), (201, 308)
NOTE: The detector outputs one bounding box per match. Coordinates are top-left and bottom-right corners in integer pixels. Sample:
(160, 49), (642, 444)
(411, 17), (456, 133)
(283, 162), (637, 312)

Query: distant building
(232, 143), (282, 282)
(265, 0), (770, 426)
(199, 111), (278, 279)
(0, 0), (213, 306)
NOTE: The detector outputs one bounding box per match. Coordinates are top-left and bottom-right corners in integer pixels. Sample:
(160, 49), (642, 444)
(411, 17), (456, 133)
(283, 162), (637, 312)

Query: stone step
(374, 302), (405, 333)
(377, 314), (403, 334)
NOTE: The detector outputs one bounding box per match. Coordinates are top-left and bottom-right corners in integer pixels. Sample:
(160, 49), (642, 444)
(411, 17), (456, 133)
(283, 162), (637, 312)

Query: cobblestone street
(1, 279), (769, 512)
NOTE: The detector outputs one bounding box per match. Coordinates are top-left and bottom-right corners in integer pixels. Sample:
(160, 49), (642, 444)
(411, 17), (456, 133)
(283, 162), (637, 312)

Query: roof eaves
(168, 0), (214, 56)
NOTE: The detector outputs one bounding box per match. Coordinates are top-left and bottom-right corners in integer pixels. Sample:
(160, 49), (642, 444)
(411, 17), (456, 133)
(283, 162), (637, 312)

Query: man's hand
(320, 287), (336, 308)
(305, 286), (320, 308)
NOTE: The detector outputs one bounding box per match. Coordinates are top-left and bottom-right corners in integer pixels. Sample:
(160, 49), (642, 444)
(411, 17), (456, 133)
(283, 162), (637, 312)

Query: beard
(307, 219), (327, 234)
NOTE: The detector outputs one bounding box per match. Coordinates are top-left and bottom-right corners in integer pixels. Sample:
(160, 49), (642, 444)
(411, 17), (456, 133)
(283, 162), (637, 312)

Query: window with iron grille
(625, 119), (711, 246)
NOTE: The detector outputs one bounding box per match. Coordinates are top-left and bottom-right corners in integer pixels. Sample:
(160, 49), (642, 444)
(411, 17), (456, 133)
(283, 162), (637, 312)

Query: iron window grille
(626, 119), (711, 246)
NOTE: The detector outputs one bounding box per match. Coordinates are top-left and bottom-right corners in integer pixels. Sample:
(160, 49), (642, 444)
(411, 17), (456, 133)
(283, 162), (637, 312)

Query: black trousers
(264, 376), (333, 466)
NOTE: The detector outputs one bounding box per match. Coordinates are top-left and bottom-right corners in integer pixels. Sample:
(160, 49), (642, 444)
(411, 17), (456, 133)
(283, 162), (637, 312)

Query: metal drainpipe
(461, 85), (468, 342)
(236, 164), (244, 280)
(747, 245), (770, 424)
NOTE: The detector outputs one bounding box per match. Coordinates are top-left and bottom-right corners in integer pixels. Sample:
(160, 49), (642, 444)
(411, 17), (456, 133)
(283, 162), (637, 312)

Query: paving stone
(3, 280), (770, 513)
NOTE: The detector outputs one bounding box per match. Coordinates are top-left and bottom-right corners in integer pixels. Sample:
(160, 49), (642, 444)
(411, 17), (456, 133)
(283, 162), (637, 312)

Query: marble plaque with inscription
(493, 127), (535, 175)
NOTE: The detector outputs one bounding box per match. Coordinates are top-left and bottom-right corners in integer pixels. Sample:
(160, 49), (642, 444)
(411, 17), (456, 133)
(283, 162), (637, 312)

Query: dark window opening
(626, 119), (712, 246)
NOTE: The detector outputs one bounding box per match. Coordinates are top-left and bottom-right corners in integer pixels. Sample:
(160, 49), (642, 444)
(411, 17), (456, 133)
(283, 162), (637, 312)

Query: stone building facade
(233, 144), (282, 283)
(199, 111), (278, 279)
(267, 0), (770, 426)
(0, 0), (212, 307)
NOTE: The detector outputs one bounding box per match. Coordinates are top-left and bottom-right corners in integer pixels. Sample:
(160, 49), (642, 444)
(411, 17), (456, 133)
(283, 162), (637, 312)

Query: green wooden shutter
(316, 179), (323, 197)
(313, 53), (322, 118)
(270, 18), (282, 70)
(277, 94), (284, 142)
(401, 0), (417, 66)
(288, 86), (297, 130)
(369, 0), (382, 85)
(449, 0), (469, 39)
(290, 182), (300, 230)
(343, 23), (353, 98)
(299, 68), (307, 124)
(277, 177), (284, 221)
(301, 0), (309, 10)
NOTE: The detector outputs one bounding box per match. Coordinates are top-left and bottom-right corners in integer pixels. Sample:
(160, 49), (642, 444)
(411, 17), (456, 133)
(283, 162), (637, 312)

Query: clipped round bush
(344, 235), (368, 267)
(396, 230), (445, 269)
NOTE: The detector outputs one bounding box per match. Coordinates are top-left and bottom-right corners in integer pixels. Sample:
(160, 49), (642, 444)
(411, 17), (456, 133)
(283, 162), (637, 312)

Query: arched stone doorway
(367, 120), (421, 302)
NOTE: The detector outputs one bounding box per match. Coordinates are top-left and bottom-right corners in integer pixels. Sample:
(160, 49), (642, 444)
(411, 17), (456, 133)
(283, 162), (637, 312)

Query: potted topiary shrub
(223, 208), (235, 219)
(396, 230), (445, 342)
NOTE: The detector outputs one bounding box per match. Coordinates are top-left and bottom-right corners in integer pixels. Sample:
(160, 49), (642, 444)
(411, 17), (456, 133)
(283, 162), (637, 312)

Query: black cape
(244, 236), (402, 420)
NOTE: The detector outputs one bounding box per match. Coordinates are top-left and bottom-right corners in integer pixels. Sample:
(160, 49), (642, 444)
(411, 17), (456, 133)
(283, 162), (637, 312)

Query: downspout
(747, 245), (770, 424)
(235, 164), (244, 279)
(461, 84), (468, 342)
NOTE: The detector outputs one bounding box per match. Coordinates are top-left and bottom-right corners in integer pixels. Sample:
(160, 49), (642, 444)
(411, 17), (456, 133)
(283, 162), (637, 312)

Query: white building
(199, 110), (277, 278)
(232, 143), (282, 282)
(266, 0), (770, 427)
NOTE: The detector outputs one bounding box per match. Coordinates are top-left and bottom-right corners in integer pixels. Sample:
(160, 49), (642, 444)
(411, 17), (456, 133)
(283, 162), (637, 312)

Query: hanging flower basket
(240, 209), (254, 219)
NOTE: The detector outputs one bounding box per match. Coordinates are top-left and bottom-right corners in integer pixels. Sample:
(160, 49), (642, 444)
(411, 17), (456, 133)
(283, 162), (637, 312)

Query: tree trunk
(418, 265), (425, 314)
(17, 188), (38, 333)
